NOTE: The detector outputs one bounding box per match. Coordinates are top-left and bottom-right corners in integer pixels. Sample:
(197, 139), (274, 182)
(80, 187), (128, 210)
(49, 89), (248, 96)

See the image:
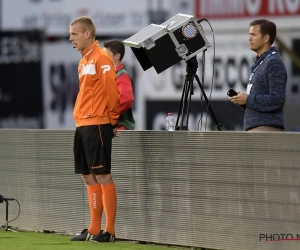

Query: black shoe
(70, 229), (94, 241)
(91, 230), (115, 242)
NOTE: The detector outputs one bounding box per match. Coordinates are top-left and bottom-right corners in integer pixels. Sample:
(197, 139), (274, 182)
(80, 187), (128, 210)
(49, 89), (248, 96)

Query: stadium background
(1, 1), (300, 250)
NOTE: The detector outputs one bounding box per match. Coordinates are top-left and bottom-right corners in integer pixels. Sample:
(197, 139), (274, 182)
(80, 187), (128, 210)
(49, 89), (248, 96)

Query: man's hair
(103, 40), (125, 61)
(70, 16), (96, 38)
(250, 19), (276, 45)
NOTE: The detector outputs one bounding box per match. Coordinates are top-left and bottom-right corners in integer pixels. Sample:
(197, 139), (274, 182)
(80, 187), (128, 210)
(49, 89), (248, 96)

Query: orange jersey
(73, 41), (120, 127)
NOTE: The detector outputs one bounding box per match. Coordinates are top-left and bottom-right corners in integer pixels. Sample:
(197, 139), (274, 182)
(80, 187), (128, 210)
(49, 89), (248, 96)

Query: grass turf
(0, 230), (179, 250)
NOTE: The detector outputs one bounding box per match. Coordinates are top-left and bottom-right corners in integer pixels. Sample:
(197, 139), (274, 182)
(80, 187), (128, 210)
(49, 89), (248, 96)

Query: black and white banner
(0, 31), (43, 128)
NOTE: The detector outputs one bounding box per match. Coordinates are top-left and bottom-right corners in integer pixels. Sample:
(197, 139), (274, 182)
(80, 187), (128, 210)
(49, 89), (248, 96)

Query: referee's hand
(112, 127), (119, 138)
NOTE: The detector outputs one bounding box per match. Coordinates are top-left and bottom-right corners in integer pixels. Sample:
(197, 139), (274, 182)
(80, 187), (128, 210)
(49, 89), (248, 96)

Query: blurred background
(0, 0), (299, 131)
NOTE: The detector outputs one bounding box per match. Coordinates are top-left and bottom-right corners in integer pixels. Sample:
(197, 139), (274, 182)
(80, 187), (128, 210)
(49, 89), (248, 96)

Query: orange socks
(101, 182), (117, 235)
(87, 183), (117, 236)
(87, 184), (103, 235)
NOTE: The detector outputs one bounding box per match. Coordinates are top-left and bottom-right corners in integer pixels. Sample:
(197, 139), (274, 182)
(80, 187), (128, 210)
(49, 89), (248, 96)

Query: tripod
(175, 56), (222, 131)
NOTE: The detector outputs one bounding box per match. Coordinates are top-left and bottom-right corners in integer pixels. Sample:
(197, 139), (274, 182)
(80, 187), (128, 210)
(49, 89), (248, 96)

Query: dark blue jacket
(244, 46), (287, 130)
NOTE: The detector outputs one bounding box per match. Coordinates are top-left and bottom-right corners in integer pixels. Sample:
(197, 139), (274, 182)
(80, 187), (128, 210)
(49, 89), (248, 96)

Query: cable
(197, 18), (216, 131)
(7, 199), (21, 224)
(197, 50), (205, 131)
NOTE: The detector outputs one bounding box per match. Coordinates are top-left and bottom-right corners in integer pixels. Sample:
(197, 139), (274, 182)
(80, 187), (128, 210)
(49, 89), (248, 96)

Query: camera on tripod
(123, 13), (210, 74)
(0, 194), (19, 232)
(124, 13), (221, 131)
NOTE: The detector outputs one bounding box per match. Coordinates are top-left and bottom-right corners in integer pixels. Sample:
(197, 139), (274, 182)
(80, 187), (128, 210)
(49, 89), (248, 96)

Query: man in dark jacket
(229, 19), (287, 131)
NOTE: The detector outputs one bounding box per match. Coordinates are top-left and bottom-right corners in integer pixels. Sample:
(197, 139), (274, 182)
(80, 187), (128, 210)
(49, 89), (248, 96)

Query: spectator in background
(229, 19), (287, 131)
(103, 40), (135, 130)
(69, 16), (119, 243)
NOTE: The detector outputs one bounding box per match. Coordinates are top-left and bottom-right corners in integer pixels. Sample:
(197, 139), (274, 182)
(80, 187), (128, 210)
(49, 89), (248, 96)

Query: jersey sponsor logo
(80, 63), (96, 76)
(101, 65), (110, 74)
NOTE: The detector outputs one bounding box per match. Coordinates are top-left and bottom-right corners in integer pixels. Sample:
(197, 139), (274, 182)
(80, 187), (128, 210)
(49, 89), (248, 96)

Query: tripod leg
(5, 200), (8, 231)
(195, 74), (222, 131)
(186, 80), (194, 128)
(176, 79), (192, 130)
(175, 80), (187, 128)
